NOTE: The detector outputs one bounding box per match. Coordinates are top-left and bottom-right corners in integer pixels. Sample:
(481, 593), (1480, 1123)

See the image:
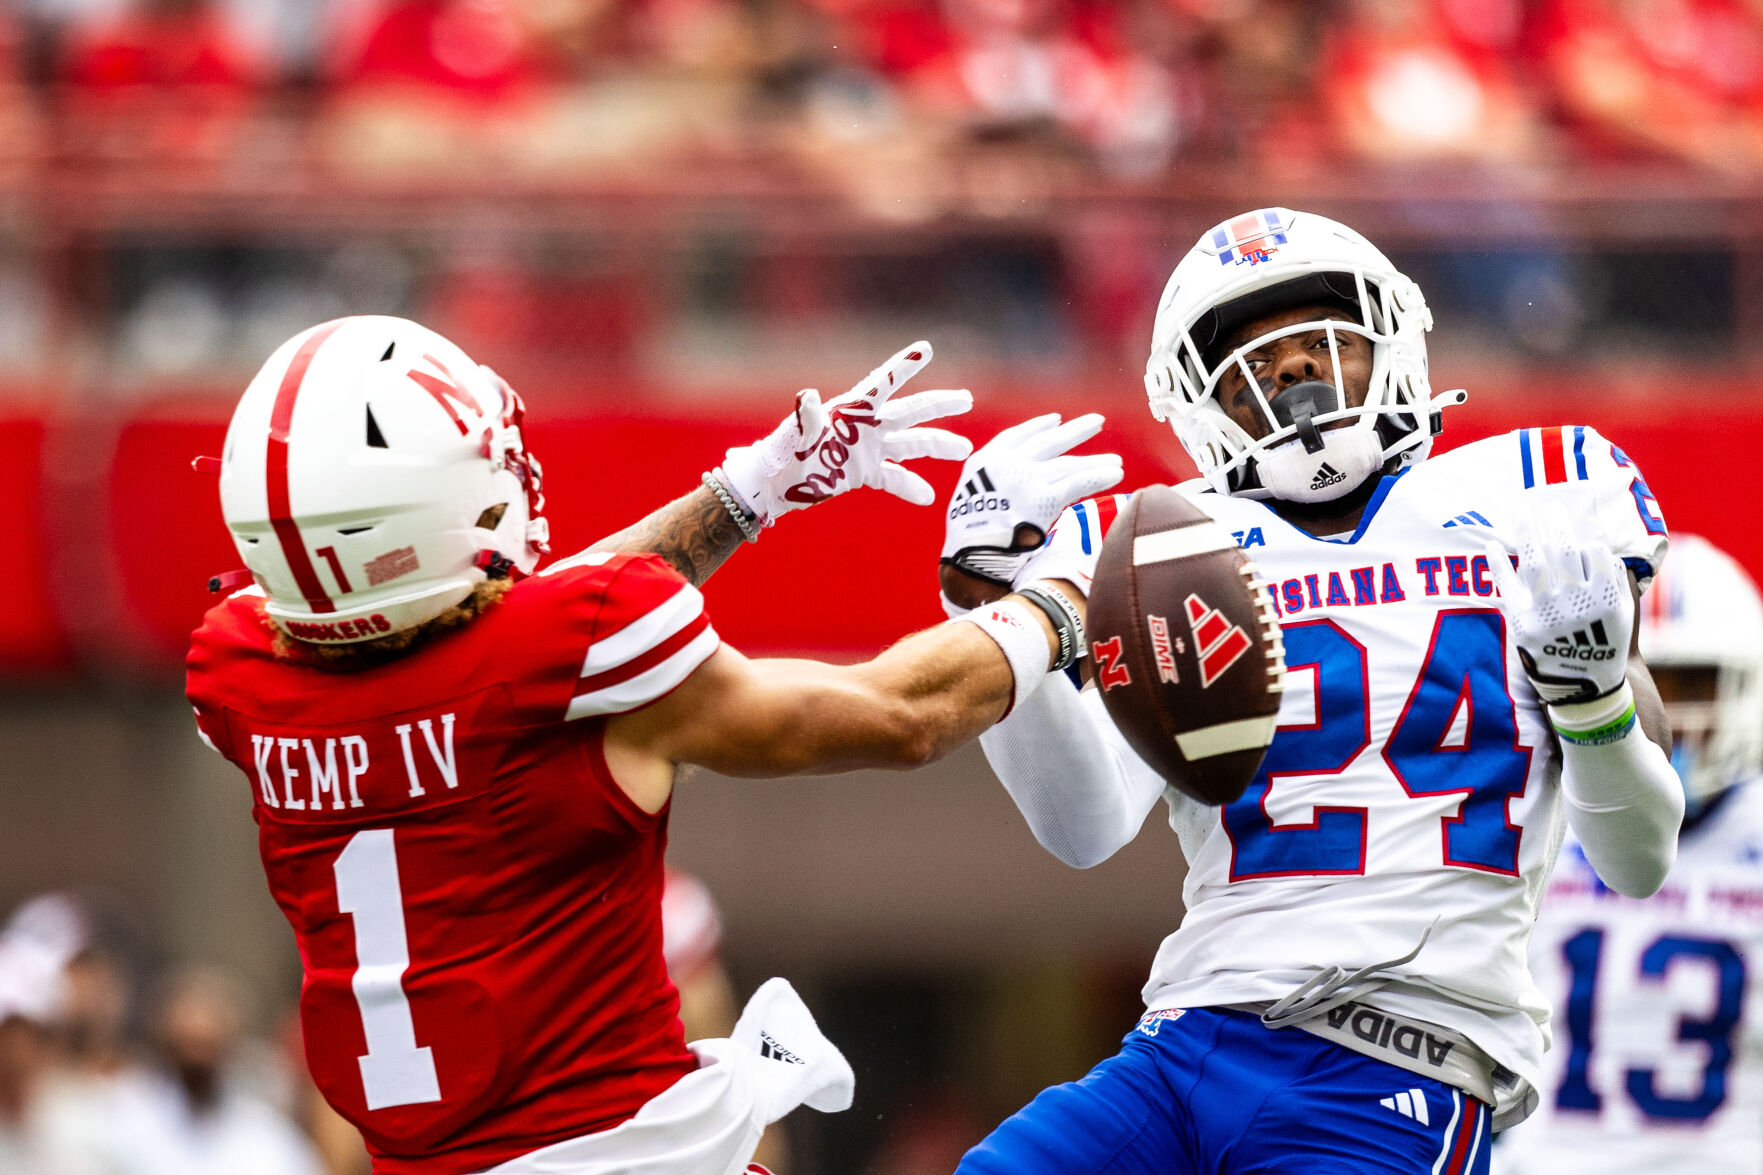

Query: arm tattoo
(586, 486), (747, 587)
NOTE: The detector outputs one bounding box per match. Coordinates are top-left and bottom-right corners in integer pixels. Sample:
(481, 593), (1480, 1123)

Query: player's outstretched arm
(586, 484), (750, 588)
(943, 454), (1158, 869)
(584, 342), (972, 586)
(602, 586), (1076, 812)
(980, 677), (1168, 868)
(1488, 512), (1683, 898)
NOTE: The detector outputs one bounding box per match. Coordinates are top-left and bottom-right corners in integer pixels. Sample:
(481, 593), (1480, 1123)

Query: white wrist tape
(953, 599), (1051, 719)
(716, 448), (768, 521)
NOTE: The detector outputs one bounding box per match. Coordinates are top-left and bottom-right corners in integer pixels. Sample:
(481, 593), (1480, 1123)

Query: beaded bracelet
(702, 469), (762, 544)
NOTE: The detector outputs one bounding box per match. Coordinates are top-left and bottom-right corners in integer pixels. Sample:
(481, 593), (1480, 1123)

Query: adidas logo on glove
(948, 469), (1011, 520)
(1542, 621), (1616, 661)
(1310, 462), (1346, 492)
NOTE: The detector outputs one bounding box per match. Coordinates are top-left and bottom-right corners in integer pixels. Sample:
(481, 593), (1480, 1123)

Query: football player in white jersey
(933, 208), (1686, 1174)
(1496, 534), (1763, 1174)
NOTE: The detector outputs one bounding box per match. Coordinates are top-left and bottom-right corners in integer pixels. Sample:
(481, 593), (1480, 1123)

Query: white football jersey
(1099, 426), (1669, 1112)
(1495, 780), (1763, 1174)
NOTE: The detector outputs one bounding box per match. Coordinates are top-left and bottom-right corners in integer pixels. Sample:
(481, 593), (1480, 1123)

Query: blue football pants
(958, 1007), (1493, 1175)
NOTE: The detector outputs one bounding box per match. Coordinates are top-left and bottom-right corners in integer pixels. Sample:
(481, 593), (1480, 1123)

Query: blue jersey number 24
(1223, 611), (1533, 881)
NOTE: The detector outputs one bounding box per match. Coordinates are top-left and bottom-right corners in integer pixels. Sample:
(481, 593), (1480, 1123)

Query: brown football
(1086, 486), (1285, 805)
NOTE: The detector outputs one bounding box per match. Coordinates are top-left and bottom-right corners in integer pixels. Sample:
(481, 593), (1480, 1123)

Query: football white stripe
(1132, 524), (1236, 566)
(580, 583), (705, 679)
(1173, 714), (1277, 760)
(566, 626), (719, 720)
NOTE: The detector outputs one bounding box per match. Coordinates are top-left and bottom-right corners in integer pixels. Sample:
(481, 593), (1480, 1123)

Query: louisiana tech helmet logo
(1202, 209), (1288, 267)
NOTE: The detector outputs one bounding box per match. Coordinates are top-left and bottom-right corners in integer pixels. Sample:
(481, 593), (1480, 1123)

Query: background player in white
(186, 317), (1123, 1175)
(934, 208), (1685, 1173)
(1497, 533), (1763, 1174)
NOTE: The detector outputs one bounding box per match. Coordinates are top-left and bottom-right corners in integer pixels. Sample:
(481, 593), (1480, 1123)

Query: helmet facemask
(1637, 534), (1763, 811)
(1653, 660), (1763, 812)
(1144, 209), (1464, 501)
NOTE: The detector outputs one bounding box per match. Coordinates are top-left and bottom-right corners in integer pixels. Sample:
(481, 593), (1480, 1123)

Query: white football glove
(940, 414), (1125, 588)
(720, 342), (973, 525)
(1487, 508), (1635, 705)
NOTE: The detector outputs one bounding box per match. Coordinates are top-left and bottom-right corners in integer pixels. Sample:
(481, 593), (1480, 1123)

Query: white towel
(479, 977), (852, 1175)
(728, 976), (856, 1122)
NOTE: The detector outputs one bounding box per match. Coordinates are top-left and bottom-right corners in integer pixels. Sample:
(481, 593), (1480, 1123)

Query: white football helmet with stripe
(1144, 207), (1467, 500)
(1638, 533), (1763, 805)
(220, 316), (548, 644)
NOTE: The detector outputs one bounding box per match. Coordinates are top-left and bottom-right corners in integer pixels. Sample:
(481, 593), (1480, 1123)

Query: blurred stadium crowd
(0, 892), (343, 1174)
(0, 0), (1754, 383)
(0, 876), (778, 1175)
(4, 0), (1763, 178)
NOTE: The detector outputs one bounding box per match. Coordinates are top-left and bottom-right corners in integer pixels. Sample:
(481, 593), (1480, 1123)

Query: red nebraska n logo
(1184, 593), (1251, 687)
(1092, 636), (1132, 691)
(408, 353), (482, 435)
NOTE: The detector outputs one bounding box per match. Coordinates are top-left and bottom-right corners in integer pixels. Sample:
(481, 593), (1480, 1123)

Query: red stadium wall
(6, 381), (1753, 680)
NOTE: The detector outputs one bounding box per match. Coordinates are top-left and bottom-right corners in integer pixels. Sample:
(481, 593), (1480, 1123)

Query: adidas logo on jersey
(1379, 1088), (1431, 1125)
(1543, 621), (1616, 661)
(1310, 462), (1346, 491)
(758, 1032), (804, 1065)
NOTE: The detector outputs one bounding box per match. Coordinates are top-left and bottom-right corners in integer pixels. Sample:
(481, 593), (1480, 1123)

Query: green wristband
(1553, 702), (1638, 747)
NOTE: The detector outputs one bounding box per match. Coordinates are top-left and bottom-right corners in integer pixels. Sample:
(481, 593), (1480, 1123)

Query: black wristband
(1015, 583), (1084, 672)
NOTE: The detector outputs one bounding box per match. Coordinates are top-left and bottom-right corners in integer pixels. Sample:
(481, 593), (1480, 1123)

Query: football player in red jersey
(185, 316), (1122, 1175)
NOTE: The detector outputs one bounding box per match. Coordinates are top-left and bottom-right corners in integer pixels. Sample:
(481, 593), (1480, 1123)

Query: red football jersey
(186, 552), (720, 1173)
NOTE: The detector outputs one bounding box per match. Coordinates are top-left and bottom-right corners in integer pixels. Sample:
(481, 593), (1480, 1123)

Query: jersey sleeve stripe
(1539, 426), (1566, 485)
(1093, 493), (1121, 538)
(580, 582), (706, 679)
(577, 610), (712, 696)
(566, 625), (719, 720)
(539, 549), (616, 577)
(190, 707), (221, 754)
(1518, 429), (1536, 489)
(1074, 502), (1092, 554)
(1571, 425), (1589, 480)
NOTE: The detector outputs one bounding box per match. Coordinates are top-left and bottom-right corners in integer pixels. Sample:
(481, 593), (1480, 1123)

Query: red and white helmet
(1638, 534), (1763, 804)
(219, 316), (548, 644)
(1144, 208), (1466, 499)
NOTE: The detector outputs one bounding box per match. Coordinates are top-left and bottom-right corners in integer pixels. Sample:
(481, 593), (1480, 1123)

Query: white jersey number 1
(333, 829), (443, 1110)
